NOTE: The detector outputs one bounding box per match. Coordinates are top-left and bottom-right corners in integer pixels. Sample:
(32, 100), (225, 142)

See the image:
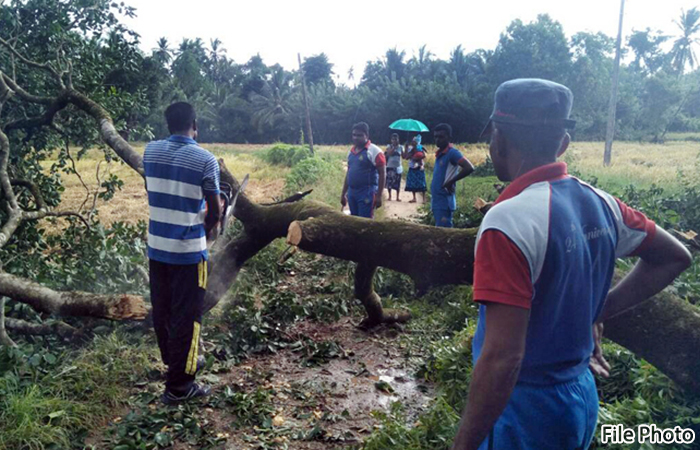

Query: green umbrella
(389, 119), (429, 133)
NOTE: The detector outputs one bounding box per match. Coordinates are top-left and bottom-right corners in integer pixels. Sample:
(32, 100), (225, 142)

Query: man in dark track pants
(144, 102), (221, 404)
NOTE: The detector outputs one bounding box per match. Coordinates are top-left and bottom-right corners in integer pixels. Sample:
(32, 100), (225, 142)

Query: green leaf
(48, 410), (65, 419)
(154, 432), (172, 447)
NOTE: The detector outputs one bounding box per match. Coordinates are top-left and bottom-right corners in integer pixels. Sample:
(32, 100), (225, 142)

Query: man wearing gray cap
(451, 79), (691, 450)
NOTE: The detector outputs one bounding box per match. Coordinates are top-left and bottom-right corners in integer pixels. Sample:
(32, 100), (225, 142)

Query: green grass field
(49, 139), (699, 227)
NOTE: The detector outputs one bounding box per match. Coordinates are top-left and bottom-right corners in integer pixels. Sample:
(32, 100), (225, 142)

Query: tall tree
(302, 53), (334, 87)
(152, 37), (172, 66)
(628, 29), (669, 75)
(249, 66), (296, 138)
(489, 14), (572, 85)
(671, 7), (700, 75)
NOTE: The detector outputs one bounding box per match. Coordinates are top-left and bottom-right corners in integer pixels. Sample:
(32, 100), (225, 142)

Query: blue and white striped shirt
(144, 135), (220, 265)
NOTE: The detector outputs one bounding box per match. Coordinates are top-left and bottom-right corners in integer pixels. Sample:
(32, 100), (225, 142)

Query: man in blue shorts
(144, 102), (222, 404)
(451, 79), (691, 450)
(430, 123), (474, 227)
(341, 122), (386, 218)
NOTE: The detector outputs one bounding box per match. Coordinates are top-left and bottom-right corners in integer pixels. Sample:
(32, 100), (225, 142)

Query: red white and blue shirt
(347, 141), (386, 191)
(472, 163), (655, 385)
(144, 135), (220, 265)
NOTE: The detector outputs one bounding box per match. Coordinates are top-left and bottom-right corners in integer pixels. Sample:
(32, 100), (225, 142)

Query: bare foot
(396, 198), (402, 202)
(409, 199), (417, 203)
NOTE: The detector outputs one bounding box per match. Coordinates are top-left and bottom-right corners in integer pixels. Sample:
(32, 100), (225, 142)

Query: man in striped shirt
(144, 102), (221, 404)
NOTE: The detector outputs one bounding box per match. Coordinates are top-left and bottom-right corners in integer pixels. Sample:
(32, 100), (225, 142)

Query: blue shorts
(479, 370), (598, 450)
(348, 187), (377, 219)
(433, 208), (454, 228)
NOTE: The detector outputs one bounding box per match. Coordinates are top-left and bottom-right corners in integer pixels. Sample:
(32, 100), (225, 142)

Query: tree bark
(604, 289), (700, 394)
(0, 272), (147, 320)
(287, 214), (477, 292)
(0, 297), (16, 347)
(5, 317), (77, 337)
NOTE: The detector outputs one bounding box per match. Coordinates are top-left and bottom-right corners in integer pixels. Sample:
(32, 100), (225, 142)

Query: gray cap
(479, 78), (576, 139)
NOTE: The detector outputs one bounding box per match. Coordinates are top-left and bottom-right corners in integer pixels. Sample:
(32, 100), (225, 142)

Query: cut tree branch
(0, 272), (147, 320)
(5, 317), (77, 337)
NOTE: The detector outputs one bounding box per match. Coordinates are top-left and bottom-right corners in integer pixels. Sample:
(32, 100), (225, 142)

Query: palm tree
(209, 38), (226, 64)
(671, 7), (700, 75)
(152, 37), (172, 65)
(249, 67), (295, 133)
(384, 48), (406, 80)
(450, 44), (469, 87)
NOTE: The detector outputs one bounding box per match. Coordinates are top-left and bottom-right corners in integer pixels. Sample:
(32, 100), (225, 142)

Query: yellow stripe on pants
(185, 321), (201, 375)
(198, 260), (208, 289)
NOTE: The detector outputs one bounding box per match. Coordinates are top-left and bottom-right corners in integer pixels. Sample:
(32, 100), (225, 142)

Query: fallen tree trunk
(0, 272), (148, 320)
(605, 289), (700, 394)
(287, 214), (477, 291)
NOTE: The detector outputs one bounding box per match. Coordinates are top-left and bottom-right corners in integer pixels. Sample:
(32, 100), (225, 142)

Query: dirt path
(380, 189), (424, 222)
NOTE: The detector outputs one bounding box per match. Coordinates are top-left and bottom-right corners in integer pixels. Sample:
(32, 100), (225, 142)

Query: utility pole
(604, 0), (625, 166)
(298, 53), (314, 156)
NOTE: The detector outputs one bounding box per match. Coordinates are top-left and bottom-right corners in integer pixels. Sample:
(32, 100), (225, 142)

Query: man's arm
(451, 303), (530, 450)
(443, 158), (475, 190)
(597, 227), (691, 322)
(341, 171), (349, 207)
(202, 155), (222, 240)
(204, 192), (222, 239)
(375, 165), (386, 209)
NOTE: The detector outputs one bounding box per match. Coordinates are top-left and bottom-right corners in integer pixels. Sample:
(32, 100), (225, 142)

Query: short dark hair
(165, 102), (196, 133)
(352, 122), (370, 136)
(391, 133), (399, 139)
(434, 123), (453, 137)
(496, 123), (567, 158)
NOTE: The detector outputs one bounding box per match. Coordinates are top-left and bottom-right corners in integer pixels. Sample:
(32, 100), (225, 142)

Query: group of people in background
(341, 122), (475, 227)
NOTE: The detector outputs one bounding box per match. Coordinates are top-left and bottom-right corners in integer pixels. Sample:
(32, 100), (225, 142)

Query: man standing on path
(341, 122), (386, 218)
(430, 123), (474, 227)
(144, 102), (221, 404)
(451, 79), (691, 450)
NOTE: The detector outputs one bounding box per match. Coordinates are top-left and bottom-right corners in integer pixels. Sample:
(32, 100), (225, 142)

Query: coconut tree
(152, 37), (172, 66)
(671, 7), (700, 75)
(249, 67), (296, 135)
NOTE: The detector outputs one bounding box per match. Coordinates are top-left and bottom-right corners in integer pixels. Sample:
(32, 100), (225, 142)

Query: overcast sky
(123, 0), (699, 85)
